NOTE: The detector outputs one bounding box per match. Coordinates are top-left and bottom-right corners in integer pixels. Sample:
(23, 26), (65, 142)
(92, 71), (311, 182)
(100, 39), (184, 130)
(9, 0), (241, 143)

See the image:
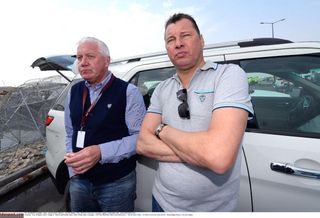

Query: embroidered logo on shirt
(107, 104), (112, 109)
(194, 89), (214, 103)
(199, 94), (206, 102)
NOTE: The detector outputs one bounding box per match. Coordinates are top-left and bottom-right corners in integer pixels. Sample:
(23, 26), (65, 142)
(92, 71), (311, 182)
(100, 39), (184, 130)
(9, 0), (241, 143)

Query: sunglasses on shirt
(176, 88), (190, 119)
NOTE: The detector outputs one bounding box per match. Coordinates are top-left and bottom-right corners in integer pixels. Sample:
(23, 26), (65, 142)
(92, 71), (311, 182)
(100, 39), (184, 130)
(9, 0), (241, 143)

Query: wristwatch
(155, 123), (167, 139)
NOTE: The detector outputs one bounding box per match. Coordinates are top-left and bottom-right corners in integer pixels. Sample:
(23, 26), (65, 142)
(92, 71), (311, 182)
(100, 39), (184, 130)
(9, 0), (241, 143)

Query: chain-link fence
(0, 76), (67, 179)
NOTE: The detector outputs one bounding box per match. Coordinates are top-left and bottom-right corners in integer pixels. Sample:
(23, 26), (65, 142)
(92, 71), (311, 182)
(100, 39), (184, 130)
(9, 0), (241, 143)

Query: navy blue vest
(69, 77), (136, 184)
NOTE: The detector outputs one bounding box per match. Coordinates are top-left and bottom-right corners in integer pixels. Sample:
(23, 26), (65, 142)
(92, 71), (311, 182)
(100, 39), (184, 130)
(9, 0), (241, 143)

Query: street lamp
(260, 18), (286, 38)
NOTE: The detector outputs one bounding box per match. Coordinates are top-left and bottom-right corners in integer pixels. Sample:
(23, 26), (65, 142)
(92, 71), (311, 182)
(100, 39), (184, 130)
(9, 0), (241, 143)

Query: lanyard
(80, 74), (115, 129)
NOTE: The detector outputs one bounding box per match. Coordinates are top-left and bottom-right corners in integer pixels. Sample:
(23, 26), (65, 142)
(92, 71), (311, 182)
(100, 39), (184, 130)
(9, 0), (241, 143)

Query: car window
(241, 55), (320, 137)
(129, 67), (175, 108)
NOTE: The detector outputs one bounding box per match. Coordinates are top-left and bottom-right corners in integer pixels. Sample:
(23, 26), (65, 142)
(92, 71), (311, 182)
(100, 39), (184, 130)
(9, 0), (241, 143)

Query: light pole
(260, 18), (285, 38)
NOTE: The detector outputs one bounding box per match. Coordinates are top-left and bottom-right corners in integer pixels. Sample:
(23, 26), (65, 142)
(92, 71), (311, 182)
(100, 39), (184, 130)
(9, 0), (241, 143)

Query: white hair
(77, 37), (110, 57)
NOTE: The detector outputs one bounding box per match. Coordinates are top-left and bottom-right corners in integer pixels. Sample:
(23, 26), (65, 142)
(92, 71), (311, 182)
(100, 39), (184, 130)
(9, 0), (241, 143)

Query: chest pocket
(190, 89), (215, 118)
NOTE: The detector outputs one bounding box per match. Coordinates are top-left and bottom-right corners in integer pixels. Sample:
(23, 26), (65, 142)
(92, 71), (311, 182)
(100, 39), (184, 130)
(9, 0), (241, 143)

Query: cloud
(0, 1), (167, 86)
(162, 0), (173, 9)
(1, 0), (319, 86)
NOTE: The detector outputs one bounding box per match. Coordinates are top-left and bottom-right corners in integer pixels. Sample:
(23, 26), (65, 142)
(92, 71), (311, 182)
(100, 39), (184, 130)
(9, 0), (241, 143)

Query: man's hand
(64, 145), (101, 174)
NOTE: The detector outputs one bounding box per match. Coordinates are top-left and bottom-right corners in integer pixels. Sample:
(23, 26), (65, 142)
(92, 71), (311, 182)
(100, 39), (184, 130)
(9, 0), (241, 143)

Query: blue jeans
(69, 170), (136, 212)
(152, 195), (164, 212)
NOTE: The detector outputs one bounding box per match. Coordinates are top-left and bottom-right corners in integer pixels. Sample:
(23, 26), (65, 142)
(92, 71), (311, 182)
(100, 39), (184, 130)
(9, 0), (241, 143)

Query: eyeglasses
(176, 88), (190, 119)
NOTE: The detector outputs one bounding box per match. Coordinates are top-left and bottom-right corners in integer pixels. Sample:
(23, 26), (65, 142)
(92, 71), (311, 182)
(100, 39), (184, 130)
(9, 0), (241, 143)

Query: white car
(32, 38), (320, 212)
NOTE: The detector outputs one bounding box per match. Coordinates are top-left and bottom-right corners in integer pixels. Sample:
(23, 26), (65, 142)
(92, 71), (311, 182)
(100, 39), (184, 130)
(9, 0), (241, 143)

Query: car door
(239, 55), (320, 211)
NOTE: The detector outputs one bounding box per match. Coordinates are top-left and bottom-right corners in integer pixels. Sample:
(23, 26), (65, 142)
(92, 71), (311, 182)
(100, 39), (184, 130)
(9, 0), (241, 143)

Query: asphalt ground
(0, 172), (66, 212)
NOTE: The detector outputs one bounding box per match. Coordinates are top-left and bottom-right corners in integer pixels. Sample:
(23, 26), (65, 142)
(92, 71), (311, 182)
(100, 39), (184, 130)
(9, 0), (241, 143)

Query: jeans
(69, 170), (136, 212)
(152, 195), (164, 212)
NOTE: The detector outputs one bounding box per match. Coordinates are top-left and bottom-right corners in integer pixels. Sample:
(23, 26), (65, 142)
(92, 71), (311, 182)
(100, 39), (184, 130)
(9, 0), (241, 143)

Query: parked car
(32, 38), (320, 212)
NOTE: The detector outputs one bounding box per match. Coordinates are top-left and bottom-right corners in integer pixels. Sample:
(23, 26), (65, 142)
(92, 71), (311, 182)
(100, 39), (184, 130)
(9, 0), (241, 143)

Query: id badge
(76, 131), (85, 148)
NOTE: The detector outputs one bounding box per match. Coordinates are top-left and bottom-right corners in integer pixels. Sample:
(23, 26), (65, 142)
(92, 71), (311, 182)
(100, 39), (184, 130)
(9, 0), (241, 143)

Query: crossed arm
(137, 107), (248, 174)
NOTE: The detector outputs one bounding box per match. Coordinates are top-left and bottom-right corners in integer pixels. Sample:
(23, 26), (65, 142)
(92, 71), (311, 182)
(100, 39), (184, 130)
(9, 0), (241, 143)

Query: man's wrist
(155, 123), (167, 139)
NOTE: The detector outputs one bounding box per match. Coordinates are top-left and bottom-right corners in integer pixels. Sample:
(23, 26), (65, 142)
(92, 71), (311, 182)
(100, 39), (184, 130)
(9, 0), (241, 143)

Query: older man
(64, 37), (146, 212)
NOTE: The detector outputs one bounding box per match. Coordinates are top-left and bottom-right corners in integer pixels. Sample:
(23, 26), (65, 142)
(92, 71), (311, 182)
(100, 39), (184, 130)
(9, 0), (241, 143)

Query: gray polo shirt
(148, 61), (253, 212)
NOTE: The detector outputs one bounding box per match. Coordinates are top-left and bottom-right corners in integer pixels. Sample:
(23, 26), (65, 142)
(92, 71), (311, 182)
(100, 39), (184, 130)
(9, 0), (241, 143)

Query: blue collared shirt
(64, 72), (146, 173)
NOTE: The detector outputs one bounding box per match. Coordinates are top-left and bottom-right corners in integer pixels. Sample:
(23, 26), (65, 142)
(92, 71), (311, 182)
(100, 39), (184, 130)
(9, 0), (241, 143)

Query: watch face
(156, 125), (161, 135)
(155, 123), (165, 138)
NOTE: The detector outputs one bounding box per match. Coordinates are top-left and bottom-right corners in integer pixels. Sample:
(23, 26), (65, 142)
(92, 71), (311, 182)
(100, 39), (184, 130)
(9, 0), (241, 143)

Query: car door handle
(270, 162), (320, 179)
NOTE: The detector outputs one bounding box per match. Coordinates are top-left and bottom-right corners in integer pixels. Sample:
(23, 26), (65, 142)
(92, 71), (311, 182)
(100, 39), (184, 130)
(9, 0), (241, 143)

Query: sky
(0, 0), (319, 86)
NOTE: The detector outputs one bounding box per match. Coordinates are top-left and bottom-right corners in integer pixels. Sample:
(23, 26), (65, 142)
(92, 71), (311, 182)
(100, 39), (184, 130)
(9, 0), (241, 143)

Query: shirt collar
(200, 61), (218, 71)
(84, 71), (112, 90)
(172, 61), (218, 82)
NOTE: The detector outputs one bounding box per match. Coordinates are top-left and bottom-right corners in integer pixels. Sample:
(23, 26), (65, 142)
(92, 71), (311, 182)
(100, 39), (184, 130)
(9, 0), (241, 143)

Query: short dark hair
(165, 13), (200, 35)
